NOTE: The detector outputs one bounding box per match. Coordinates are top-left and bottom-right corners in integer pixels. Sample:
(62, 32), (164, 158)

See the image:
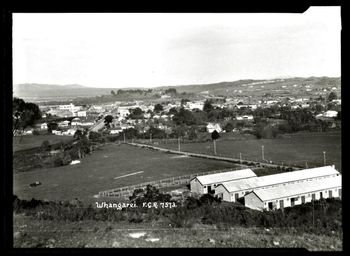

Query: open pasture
(151, 131), (341, 171)
(13, 143), (240, 202)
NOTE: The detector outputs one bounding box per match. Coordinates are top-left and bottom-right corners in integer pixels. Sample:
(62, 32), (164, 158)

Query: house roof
(194, 169), (257, 186)
(249, 175), (341, 202)
(220, 165), (340, 193)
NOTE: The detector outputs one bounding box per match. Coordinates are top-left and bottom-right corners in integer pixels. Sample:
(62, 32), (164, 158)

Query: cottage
(190, 169), (257, 195)
(80, 121), (94, 127)
(323, 110), (338, 118)
(206, 123), (222, 133)
(62, 129), (77, 136)
(23, 129), (33, 135)
(236, 115), (254, 121)
(117, 107), (130, 117)
(110, 127), (123, 134)
(71, 117), (81, 126)
(187, 102), (204, 110)
(40, 123), (48, 130)
(244, 175), (341, 211)
(58, 120), (70, 128)
(52, 130), (62, 135)
(215, 165), (340, 203)
(77, 111), (87, 117)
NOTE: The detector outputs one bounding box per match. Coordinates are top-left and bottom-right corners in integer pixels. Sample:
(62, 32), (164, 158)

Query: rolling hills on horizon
(13, 76), (341, 102)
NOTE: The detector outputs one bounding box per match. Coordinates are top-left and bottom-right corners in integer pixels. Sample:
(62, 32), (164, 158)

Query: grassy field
(13, 135), (74, 152)
(147, 131), (341, 171)
(13, 214), (342, 250)
(13, 143), (240, 202)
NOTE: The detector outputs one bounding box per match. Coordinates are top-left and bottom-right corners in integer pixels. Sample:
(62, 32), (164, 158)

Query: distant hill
(13, 77), (341, 102)
(13, 83), (115, 101)
(159, 77), (341, 95)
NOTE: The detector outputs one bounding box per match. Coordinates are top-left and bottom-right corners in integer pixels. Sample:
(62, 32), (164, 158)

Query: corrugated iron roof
(250, 175), (341, 201)
(195, 169), (257, 185)
(221, 165), (340, 193)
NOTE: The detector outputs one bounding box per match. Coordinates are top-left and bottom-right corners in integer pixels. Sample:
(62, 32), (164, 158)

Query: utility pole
(178, 137), (181, 152)
(213, 140), (217, 155)
(239, 152), (242, 165)
(150, 133), (152, 143)
(306, 161), (308, 169)
(123, 133), (126, 142)
(323, 151), (326, 166)
(312, 199), (315, 229)
(261, 145), (265, 161)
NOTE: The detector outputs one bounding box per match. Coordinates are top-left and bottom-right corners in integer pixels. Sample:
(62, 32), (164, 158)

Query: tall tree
(13, 97), (42, 135)
(154, 104), (164, 113)
(328, 92), (337, 102)
(104, 115), (114, 127)
(203, 100), (214, 113)
(211, 130), (220, 155)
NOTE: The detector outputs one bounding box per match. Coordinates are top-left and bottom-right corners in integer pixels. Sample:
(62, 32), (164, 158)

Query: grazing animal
(29, 181), (41, 188)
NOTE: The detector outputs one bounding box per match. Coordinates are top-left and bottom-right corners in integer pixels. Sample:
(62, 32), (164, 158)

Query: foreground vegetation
(13, 186), (342, 249)
(13, 215), (342, 249)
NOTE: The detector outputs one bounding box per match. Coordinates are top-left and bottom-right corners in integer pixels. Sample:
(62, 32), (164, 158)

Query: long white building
(215, 165), (340, 202)
(244, 175), (342, 211)
(190, 169), (257, 195)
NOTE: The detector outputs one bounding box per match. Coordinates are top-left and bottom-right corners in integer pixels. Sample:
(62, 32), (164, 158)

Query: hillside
(161, 77), (341, 95)
(13, 77), (341, 103)
(13, 83), (114, 102)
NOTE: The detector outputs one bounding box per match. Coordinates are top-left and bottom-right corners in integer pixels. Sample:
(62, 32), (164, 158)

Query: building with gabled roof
(190, 168), (257, 195)
(244, 175), (341, 211)
(215, 165), (340, 202)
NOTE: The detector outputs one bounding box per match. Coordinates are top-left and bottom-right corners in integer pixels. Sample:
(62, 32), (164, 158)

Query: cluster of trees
(164, 88), (177, 95)
(128, 107), (144, 119)
(111, 89), (153, 96)
(13, 98), (41, 135)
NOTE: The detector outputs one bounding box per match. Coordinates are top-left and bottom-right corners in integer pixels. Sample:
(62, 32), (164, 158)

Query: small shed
(244, 175), (341, 211)
(190, 168), (257, 195)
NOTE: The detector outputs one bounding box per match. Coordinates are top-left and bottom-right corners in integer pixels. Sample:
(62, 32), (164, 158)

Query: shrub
(168, 208), (195, 228)
(32, 129), (40, 135)
(52, 156), (63, 167)
(40, 140), (51, 151)
(61, 153), (72, 165)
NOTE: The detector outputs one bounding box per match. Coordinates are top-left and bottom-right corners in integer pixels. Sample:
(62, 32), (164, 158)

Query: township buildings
(244, 175), (341, 211)
(215, 166), (340, 202)
(190, 165), (341, 211)
(190, 169), (257, 194)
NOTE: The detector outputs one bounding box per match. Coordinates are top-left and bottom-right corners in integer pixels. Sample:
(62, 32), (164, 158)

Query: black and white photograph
(10, 7), (342, 250)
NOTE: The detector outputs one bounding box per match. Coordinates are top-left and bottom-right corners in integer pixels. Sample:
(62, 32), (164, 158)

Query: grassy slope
(13, 143), (240, 202)
(13, 214), (342, 250)
(13, 135), (74, 152)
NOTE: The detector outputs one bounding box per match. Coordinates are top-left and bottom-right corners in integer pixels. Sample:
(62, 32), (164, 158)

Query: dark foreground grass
(13, 143), (241, 202)
(13, 194), (342, 250)
(12, 215), (342, 250)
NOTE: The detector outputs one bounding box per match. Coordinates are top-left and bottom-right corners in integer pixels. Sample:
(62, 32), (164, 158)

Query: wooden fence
(98, 166), (256, 199)
(126, 142), (302, 170)
(97, 142), (301, 199)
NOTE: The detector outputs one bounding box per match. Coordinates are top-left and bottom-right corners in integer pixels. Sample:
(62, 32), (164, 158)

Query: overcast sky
(13, 7), (341, 88)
